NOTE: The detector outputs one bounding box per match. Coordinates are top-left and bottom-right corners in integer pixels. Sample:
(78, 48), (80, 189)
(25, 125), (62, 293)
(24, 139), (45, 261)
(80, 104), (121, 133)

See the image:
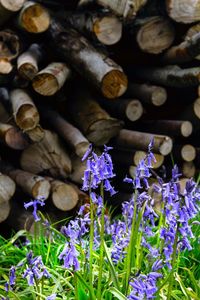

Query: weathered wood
(68, 89), (123, 145)
(49, 20), (128, 99)
(20, 129), (72, 178)
(185, 22), (200, 60)
(17, 44), (43, 80)
(99, 97), (143, 122)
(66, 11), (122, 45)
(0, 201), (11, 223)
(166, 0), (200, 23)
(18, 1), (51, 33)
(113, 129), (173, 155)
(181, 161), (196, 178)
(0, 173), (16, 204)
(25, 125), (45, 143)
(136, 120), (193, 137)
(179, 98), (200, 130)
(130, 65), (200, 87)
(134, 16), (175, 54)
(0, 0), (26, 26)
(41, 108), (90, 158)
(128, 82), (167, 106)
(32, 62), (71, 96)
(162, 32), (200, 64)
(69, 155), (86, 185)
(0, 122), (29, 150)
(10, 89), (40, 132)
(50, 179), (79, 211)
(173, 144), (196, 162)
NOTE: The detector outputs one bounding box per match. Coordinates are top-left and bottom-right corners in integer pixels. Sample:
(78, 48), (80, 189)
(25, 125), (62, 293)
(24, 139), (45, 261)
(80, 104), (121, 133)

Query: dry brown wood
(0, 173), (16, 204)
(166, 0), (200, 23)
(10, 89), (40, 132)
(0, 201), (11, 223)
(128, 82), (167, 106)
(17, 44), (43, 80)
(20, 129), (72, 178)
(181, 161), (196, 178)
(113, 129), (173, 155)
(41, 108), (90, 158)
(173, 144), (196, 162)
(134, 16), (175, 54)
(69, 155), (86, 185)
(185, 22), (200, 60)
(0, 122), (29, 150)
(32, 62), (71, 96)
(0, 0), (26, 25)
(99, 97), (143, 122)
(162, 32), (200, 64)
(136, 120), (193, 137)
(49, 20), (128, 99)
(25, 124), (45, 143)
(130, 65), (200, 87)
(18, 1), (51, 33)
(68, 89), (123, 145)
(66, 11), (122, 45)
(0, 30), (20, 74)
(50, 179), (79, 211)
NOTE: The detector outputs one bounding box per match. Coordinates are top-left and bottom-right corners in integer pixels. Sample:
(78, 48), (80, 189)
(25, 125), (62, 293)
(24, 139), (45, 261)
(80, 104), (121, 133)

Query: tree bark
(49, 20), (128, 99)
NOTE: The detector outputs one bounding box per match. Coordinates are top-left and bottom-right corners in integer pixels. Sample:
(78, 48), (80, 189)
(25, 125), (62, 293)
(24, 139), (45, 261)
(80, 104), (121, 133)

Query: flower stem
(89, 190), (95, 296)
(97, 184), (105, 300)
(167, 224), (179, 300)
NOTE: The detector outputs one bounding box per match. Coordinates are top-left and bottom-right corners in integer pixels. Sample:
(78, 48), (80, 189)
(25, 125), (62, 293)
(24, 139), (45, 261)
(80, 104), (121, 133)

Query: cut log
(20, 129), (72, 178)
(0, 122), (29, 150)
(69, 155), (86, 185)
(136, 120), (193, 137)
(134, 16), (175, 54)
(162, 32), (200, 64)
(50, 179), (79, 211)
(10, 89), (40, 132)
(17, 44), (43, 80)
(66, 11), (122, 45)
(181, 161), (196, 178)
(0, 0), (26, 26)
(25, 124), (45, 143)
(49, 20), (128, 99)
(98, 97), (143, 122)
(18, 1), (51, 33)
(32, 62), (71, 96)
(113, 129), (173, 155)
(179, 98), (200, 130)
(128, 82), (167, 106)
(185, 22), (200, 60)
(40, 108), (90, 158)
(130, 65), (200, 87)
(68, 89), (123, 145)
(0, 201), (11, 223)
(166, 0), (200, 24)
(173, 144), (196, 162)
(0, 173), (16, 204)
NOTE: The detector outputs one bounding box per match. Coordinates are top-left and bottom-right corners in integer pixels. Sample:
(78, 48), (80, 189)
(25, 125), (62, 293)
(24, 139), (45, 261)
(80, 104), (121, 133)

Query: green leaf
(105, 287), (127, 300)
(75, 272), (96, 300)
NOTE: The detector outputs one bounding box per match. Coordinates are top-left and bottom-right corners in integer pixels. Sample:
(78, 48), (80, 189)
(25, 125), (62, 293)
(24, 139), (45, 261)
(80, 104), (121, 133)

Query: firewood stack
(0, 0), (200, 232)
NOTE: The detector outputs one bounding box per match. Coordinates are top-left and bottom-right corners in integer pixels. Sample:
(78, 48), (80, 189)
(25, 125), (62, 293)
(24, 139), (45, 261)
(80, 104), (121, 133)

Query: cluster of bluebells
(23, 251), (50, 286)
(24, 196), (46, 221)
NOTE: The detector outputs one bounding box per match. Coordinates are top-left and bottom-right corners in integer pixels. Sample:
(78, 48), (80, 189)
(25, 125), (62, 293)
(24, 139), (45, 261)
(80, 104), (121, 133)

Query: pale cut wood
(10, 89), (40, 131)
(67, 11), (122, 45)
(68, 182), (89, 205)
(68, 89), (123, 145)
(50, 179), (79, 211)
(9, 169), (51, 200)
(18, 1), (51, 33)
(49, 21), (127, 99)
(131, 65), (200, 87)
(180, 98), (200, 130)
(181, 144), (196, 162)
(25, 125), (45, 143)
(181, 161), (196, 178)
(99, 98), (143, 122)
(128, 83), (167, 106)
(32, 62), (71, 96)
(20, 130), (72, 178)
(166, 0), (200, 23)
(41, 108), (90, 158)
(17, 44), (43, 80)
(0, 0), (26, 25)
(0, 122), (29, 150)
(135, 16), (175, 54)
(185, 23), (200, 60)
(0, 201), (11, 223)
(137, 120), (193, 137)
(162, 32), (200, 64)
(114, 129), (173, 155)
(0, 173), (15, 204)
(69, 155), (87, 185)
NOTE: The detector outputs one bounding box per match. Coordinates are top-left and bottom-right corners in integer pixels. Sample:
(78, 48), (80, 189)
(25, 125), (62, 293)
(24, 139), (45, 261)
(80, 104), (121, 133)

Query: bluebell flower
(59, 241), (80, 271)
(24, 198), (45, 221)
(46, 294), (57, 300)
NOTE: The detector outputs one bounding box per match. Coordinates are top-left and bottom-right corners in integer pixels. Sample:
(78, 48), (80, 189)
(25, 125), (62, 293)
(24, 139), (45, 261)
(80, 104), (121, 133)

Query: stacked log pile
(0, 0), (200, 232)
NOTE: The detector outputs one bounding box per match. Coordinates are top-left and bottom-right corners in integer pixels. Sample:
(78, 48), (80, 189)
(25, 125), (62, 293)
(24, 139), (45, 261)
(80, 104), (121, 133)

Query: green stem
(89, 190), (95, 298)
(97, 184), (105, 300)
(167, 224), (179, 300)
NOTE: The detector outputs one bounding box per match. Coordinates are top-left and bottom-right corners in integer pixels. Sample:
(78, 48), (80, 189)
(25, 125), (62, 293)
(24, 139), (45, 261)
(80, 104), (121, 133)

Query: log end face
(16, 104), (40, 131)
(75, 141), (91, 158)
(2, 0), (26, 12)
(0, 59), (13, 74)
(152, 88), (167, 106)
(6, 127), (29, 150)
(52, 182), (79, 211)
(102, 70), (128, 99)
(0, 174), (16, 203)
(126, 99), (143, 121)
(18, 63), (38, 80)
(0, 201), (10, 223)
(181, 121), (193, 137)
(32, 73), (59, 96)
(32, 179), (51, 200)
(158, 136), (173, 155)
(181, 144), (196, 162)
(166, 0), (200, 23)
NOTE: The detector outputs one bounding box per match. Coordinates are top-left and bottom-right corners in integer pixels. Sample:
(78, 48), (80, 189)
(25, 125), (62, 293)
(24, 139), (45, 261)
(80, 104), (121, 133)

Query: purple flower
(24, 199), (45, 221)
(59, 241), (80, 271)
(81, 143), (92, 161)
(4, 266), (16, 292)
(46, 294), (56, 300)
